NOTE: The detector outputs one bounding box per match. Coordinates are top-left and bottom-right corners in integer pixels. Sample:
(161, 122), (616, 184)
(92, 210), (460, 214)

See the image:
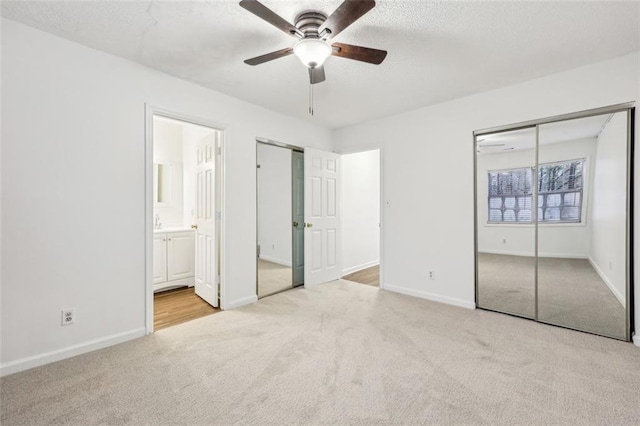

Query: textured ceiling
(2, 1), (639, 129)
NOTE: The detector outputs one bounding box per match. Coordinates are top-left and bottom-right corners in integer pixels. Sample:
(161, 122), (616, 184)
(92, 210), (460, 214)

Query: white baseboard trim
(384, 284), (476, 310)
(588, 257), (624, 306)
(633, 334), (640, 348)
(342, 260), (379, 276)
(224, 294), (258, 310)
(258, 255), (292, 268)
(0, 327), (146, 377)
(478, 249), (588, 259)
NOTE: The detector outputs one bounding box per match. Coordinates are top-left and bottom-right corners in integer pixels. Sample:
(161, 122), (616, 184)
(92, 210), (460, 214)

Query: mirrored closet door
(475, 105), (633, 341)
(475, 127), (537, 319)
(256, 141), (304, 298)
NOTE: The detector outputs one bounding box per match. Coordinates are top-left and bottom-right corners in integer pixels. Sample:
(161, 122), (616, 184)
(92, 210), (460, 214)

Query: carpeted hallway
(2, 280), (639, 425)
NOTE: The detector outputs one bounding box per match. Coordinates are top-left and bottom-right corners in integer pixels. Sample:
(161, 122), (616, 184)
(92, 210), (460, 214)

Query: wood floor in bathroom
(154, 287), (220, 331)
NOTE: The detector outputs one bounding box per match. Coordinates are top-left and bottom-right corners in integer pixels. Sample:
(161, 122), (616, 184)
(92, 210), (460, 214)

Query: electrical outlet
(61, 309), (75, 326)
(428, 271), (435, 280)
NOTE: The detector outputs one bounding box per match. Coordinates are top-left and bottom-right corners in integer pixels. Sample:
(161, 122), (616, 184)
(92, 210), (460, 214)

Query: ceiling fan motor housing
(294, 11), (328, 39)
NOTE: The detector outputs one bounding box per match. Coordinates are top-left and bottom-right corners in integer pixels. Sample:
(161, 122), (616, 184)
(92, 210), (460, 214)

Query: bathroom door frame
(473, 101), (635, 342)
(144, 104), (227, 334)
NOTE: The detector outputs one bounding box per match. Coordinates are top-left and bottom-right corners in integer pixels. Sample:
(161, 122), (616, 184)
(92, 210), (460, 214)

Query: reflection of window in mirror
(487, 159), (585, 224)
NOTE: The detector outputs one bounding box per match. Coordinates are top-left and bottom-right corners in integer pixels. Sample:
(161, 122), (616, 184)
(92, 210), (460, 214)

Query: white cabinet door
(167, 231), (195, 281)
(153, 234), (168, 284)
(304, 148), (341, 286)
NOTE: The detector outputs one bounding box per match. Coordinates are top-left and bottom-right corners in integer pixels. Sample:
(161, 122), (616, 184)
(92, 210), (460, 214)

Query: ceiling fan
(239, 0), (387, 85)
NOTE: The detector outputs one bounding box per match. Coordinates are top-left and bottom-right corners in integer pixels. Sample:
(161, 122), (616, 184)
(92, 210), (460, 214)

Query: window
(488, 159), (584, 224)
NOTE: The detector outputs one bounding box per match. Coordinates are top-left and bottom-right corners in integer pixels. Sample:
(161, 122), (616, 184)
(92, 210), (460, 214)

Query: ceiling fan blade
(239, 0), (301, 37)
(244, 47), (293, 66)
(331, 42), (387, 64)
(319, 0), (375, 40)
(309, 66), (326, 84)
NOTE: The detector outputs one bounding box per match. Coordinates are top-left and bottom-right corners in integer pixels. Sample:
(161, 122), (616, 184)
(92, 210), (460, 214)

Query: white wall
(257, 144), (292, 267)
(341, 150), (380, 275)
(333, 52), (639, 322)
(153, 120), (183, 163)
(0, 19), (333, 374)
(477, 138), (597, 258)
(590, 112), (629, 304)
(153, 119), (184, 227)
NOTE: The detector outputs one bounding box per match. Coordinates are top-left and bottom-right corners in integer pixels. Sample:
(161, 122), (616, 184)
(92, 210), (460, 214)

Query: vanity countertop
(153, 226), (193, 234)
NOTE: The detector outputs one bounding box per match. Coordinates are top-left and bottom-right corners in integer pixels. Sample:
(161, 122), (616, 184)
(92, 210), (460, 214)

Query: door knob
(305, 223), (313, 228)
(293, 221), (299, 227)
(191, 224), (198, 229)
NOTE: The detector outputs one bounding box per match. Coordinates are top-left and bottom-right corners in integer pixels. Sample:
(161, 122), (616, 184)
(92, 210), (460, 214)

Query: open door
(292, 151), (305, 285)
(194, 132), (219, 307)
(304, 148), (341, 286)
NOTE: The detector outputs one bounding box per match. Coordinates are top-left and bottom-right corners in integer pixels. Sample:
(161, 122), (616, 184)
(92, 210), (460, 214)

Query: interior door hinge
(257, 164), (261, 169)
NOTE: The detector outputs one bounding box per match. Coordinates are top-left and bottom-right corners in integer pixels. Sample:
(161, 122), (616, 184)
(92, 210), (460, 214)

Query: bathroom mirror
(154, 163), (172, 204)
(154, 162), (183, 208)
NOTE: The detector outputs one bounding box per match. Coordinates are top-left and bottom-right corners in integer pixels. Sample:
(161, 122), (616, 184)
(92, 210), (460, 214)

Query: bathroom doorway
(145, 107), (225, 332)
(256, 139), (305, 298)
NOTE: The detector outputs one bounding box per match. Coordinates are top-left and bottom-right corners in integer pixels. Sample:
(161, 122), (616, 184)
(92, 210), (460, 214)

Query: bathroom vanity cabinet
(153, 229), (195, 292)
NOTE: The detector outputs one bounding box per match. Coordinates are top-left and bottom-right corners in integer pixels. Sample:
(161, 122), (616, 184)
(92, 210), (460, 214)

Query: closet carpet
(2, 280), (640, 425)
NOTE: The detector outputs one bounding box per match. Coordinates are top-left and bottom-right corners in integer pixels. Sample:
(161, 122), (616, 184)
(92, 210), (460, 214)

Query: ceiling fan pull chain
(309, 83), (314, 116)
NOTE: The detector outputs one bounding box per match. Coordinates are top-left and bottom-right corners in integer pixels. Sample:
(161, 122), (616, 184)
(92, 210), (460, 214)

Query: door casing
(145, 104), (227, 334)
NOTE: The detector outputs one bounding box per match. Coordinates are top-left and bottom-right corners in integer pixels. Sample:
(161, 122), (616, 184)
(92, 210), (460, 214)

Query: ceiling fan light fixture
(293, 38), (332, 68)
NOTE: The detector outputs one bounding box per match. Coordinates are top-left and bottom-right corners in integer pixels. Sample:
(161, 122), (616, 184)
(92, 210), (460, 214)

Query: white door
(167, 231), (195, 281)
(153, 234), (168, 284)
(194, 132), (218, 307)
(304, 148), (341, 286)
(292, 151), (304, 285)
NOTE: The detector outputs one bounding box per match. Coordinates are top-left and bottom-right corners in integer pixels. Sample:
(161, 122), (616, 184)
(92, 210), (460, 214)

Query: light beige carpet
(2, 280), (640, 425)
(477, 253), (626, 339)
(257, 258), (293, 298)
